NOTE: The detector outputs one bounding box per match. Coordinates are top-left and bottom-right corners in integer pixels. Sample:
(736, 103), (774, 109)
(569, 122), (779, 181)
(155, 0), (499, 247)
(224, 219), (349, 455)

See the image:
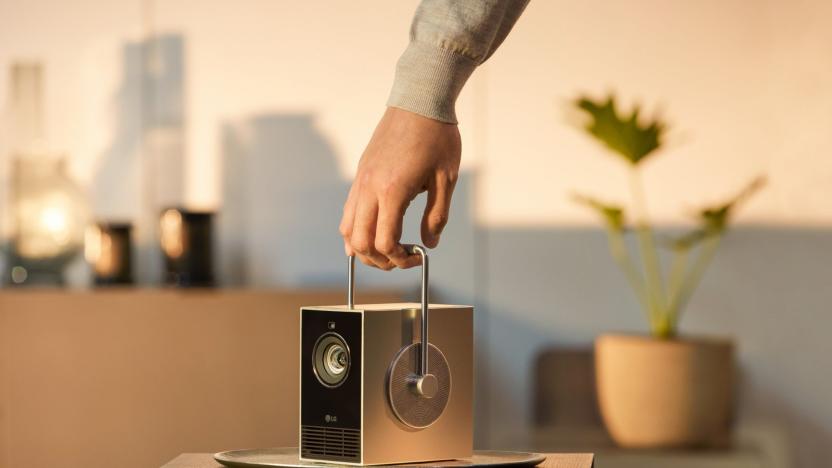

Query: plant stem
(605, 226), (650, 323)
(667, 246), (690, 308)
(628, 169), (666, 335)
(669, 234), (722, 327)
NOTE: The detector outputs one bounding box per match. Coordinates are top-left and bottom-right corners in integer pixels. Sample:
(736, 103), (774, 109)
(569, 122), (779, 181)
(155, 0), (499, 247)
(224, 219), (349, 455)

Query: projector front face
(300, 304), (473, 466)
(300, 308), (363, 463)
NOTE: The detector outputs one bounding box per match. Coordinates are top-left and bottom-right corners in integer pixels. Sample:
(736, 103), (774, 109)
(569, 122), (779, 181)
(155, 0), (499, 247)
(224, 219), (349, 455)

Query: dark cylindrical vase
(159, 208), (215, 287)
(87, 222), (133, 285)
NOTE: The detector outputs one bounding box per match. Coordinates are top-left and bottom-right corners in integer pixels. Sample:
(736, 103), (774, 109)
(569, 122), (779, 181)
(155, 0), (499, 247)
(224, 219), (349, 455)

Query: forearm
(387, 0), (529, 124)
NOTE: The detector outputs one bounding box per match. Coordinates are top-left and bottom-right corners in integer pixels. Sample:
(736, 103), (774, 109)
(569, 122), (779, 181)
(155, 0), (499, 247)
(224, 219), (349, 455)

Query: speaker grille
(300, 425), (360, 462)
(387, 343), (451, 429)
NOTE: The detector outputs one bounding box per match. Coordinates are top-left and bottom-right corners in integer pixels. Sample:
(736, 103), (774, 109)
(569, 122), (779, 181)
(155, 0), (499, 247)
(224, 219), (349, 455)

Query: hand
(340, 107), (461, 270)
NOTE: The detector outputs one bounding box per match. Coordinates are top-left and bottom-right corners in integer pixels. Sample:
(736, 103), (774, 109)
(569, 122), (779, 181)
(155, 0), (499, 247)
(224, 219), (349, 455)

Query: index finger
(376, 195), (421, 269)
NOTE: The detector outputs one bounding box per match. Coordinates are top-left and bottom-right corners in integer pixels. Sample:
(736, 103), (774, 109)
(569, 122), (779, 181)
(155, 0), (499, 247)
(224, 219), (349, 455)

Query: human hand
(339, 107), (461, 270)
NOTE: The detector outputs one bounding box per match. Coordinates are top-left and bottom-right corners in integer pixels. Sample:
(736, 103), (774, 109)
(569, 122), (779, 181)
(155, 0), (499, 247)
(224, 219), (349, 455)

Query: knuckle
(359, 170), (374, 186)
(379, 179), (404, 200)
(338, 222), (351, 238)
(375, 237), (397, 255)
(428, 212), (448, 229)
(351, 237), (372, 255)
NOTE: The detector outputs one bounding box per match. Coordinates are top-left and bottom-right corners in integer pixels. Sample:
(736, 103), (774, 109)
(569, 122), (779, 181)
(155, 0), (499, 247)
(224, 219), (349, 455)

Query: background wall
(0, 1), (830, 467)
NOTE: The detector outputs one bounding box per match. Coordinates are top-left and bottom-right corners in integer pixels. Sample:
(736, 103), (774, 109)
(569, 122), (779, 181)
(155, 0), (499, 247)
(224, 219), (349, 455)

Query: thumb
(421, 172), (456, 248)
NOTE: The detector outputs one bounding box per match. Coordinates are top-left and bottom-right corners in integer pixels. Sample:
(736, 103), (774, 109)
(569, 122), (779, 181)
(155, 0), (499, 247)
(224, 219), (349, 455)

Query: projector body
(299, 302), (473, 465)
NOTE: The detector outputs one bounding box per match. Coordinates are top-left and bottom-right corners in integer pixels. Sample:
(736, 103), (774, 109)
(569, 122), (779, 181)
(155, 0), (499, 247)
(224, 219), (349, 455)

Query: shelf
(0, 288), (402, 468)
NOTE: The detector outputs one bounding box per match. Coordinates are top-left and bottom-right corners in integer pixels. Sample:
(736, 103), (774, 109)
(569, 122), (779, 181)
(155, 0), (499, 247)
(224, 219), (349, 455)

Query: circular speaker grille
(387, 343), (451, 429)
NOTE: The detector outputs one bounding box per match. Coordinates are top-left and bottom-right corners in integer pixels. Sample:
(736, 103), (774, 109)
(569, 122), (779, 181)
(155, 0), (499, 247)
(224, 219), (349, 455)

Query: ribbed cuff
(386, 41), (478, 124)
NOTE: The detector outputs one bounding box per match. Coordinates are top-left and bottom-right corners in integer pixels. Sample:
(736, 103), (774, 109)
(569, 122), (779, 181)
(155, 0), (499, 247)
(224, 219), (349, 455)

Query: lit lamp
(84, 222), (133, 285)
(160, 208), (215, 287)
(4, 63), (87, 286)
(8, 157), (87, 285)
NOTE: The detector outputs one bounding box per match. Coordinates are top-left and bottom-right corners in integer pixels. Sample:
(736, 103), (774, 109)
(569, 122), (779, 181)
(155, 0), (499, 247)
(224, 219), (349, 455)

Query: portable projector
(299, 245), (473, 465)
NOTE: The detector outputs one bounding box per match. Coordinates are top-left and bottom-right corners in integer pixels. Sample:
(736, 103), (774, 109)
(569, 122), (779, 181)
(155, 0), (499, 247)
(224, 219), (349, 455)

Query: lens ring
(324, 344), (346, 375)
(312, 332), (351, 388)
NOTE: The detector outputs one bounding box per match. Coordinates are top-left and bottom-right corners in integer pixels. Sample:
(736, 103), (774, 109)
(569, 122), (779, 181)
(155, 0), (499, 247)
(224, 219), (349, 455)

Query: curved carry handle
(347, 245), (430, 378)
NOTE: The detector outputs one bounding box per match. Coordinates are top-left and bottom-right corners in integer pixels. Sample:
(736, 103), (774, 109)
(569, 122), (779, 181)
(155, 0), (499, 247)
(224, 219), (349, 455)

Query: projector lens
(313, 333), (350, 387)
(325, 344), (347, 374)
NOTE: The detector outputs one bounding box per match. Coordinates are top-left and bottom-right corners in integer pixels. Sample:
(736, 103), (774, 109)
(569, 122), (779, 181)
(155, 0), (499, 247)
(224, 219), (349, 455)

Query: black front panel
(301, 309), (361, 462)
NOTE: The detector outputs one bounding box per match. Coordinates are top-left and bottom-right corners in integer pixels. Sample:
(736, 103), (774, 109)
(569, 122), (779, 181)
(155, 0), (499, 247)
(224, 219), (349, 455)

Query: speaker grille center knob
(387, 343), (451, 429)
(410, 373), (439, 398)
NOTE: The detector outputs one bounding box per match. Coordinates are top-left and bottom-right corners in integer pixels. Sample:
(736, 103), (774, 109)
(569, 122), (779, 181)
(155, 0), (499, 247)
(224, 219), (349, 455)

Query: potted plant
(572, 94), (764, 448)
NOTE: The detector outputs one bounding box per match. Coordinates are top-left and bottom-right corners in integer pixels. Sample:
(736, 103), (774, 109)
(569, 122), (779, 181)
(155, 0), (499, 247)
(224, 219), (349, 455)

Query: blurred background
(0, 1), (830, 468)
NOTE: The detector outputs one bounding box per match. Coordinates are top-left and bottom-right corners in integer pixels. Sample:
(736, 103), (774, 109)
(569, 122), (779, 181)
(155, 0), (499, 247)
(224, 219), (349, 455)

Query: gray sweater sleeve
(387, 0), (529, 124)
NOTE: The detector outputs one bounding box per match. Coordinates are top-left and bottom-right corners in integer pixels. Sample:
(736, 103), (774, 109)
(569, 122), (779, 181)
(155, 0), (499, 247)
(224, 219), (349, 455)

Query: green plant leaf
(698, 176), (766, 233)
(575, 94), (666, 165)
(572, 194), (626, 231)
(661, 176), (765, 249)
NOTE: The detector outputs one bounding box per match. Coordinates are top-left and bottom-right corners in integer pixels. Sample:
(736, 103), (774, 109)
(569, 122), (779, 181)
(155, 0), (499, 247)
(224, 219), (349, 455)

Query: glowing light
(40, 206), (69, 241)
(16, 192), (84, 259)
(160, 209), (184, 259)
(84, 225), (102, 263)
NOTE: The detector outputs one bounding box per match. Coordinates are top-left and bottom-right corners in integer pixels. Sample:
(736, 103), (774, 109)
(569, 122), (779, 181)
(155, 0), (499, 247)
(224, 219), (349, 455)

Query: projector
(299, 245), (473, 465)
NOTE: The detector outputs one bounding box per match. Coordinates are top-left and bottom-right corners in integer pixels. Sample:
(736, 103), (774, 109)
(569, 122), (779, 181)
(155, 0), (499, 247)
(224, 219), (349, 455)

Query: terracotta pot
(595, 333), (735, 448)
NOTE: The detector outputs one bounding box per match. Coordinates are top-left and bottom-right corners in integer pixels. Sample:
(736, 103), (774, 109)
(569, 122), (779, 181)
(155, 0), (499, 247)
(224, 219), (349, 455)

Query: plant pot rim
(596, 332), (734, 348)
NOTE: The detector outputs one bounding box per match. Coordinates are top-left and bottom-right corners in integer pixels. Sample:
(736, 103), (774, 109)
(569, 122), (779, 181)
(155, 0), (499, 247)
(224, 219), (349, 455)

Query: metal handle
(347, 244), (430, 377)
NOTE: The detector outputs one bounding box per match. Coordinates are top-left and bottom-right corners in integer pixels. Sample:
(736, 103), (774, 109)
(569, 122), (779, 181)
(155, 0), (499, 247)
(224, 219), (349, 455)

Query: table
(161, 453), (595, 468)
(496, 426), (791, 468)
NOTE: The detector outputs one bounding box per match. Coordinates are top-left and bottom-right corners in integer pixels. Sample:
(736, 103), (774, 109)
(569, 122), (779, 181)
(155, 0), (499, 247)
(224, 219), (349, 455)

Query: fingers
(342, 172), (454, 268)
(350, 191), (394, 270)
(376, 191), (422, 269)
(421, 171), (456, 248)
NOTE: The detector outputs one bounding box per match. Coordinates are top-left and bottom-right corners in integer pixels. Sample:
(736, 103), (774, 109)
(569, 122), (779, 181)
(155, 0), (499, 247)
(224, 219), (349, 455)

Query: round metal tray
(214, 447), (546, 468)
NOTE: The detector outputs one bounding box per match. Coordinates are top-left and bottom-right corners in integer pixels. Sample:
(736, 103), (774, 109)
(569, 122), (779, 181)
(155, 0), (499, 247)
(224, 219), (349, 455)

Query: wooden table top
(161, 452), (595, 468)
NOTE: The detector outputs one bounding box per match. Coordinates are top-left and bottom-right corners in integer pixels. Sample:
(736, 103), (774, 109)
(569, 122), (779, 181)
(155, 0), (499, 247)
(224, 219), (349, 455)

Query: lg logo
(324, 414), (338, 423)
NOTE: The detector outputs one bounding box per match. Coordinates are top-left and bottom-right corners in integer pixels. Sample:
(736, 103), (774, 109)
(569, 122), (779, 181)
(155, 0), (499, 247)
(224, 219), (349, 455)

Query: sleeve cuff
(386, 41), (478, 124)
